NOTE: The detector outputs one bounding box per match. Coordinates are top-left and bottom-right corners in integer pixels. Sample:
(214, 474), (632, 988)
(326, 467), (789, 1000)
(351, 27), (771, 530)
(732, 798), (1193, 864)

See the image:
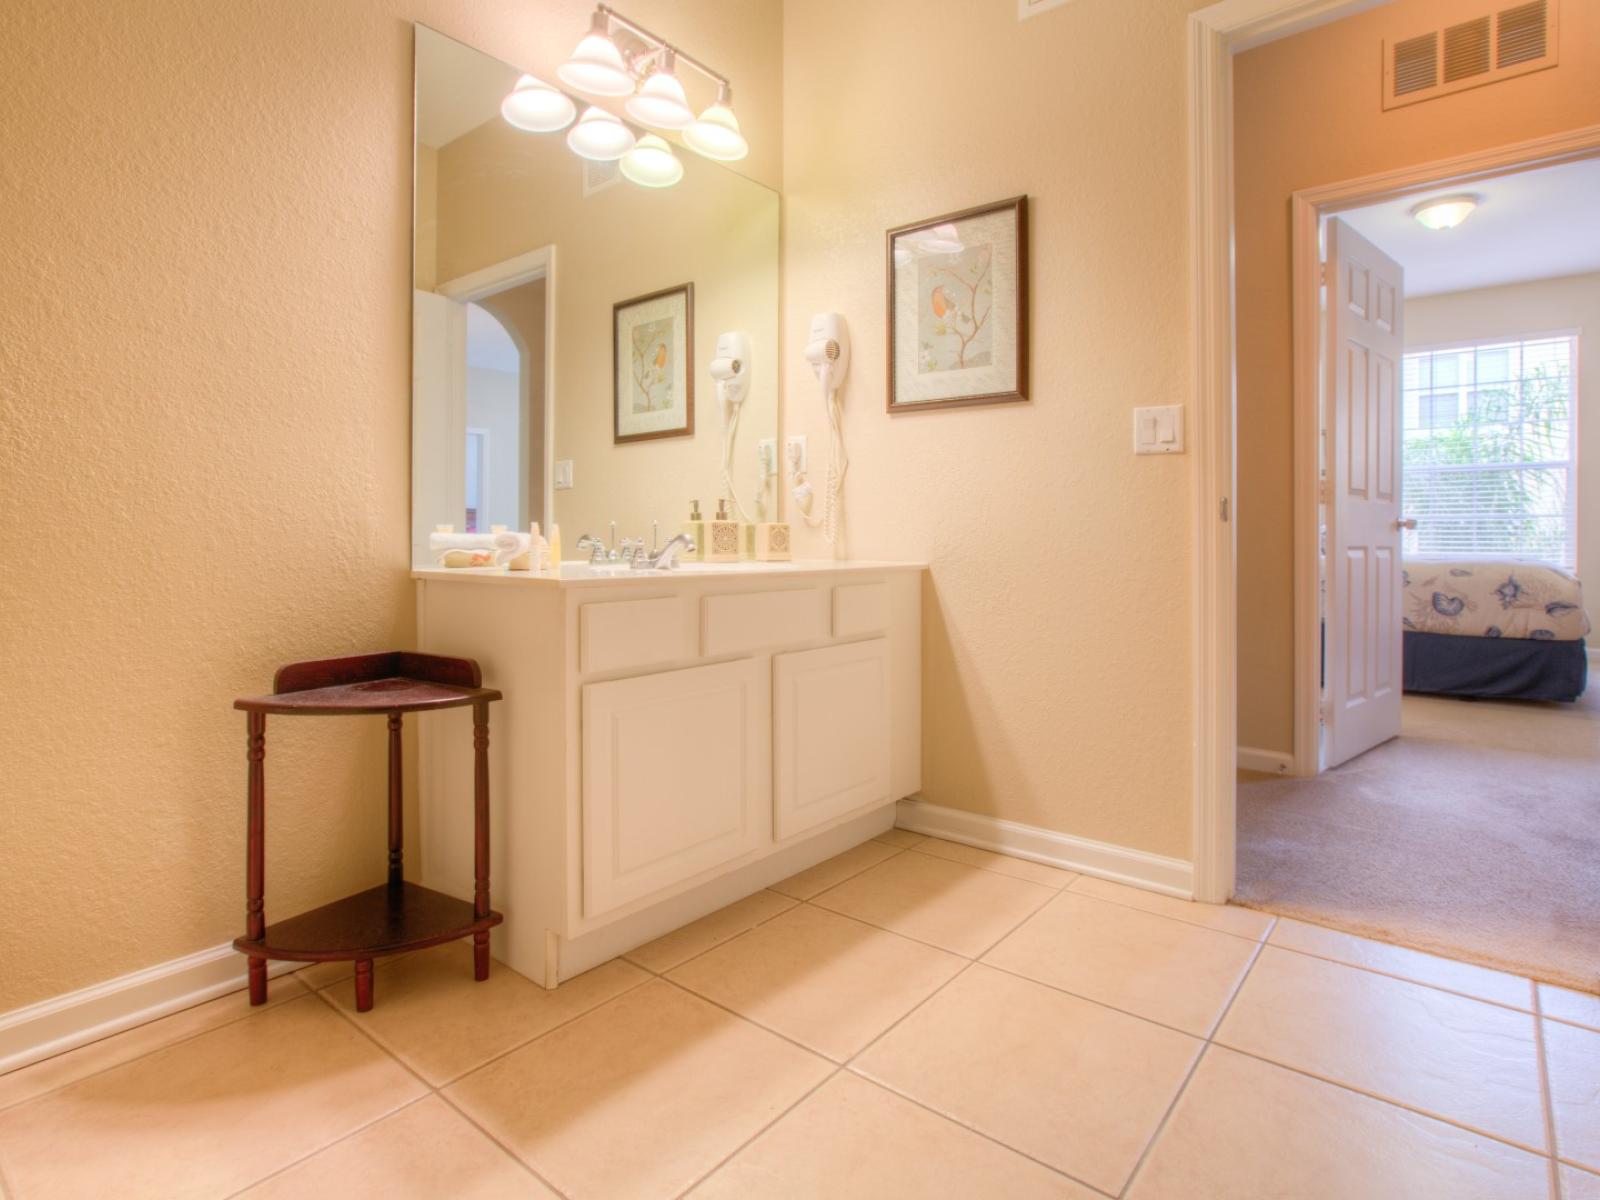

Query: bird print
(930, 284), (955, 321)
(654, 343), (668, 370)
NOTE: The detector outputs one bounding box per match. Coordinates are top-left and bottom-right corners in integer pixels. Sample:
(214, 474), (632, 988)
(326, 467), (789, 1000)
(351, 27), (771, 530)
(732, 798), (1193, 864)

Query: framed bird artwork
(886, 196), (1028, 412)
(614, 282), (695, 443)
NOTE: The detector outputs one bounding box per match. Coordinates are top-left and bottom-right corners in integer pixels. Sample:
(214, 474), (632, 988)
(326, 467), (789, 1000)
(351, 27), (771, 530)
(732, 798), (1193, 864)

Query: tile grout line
(675, 858), (1083, 1197)
(0, 972), (316, 1116)
(903, 842), (1078, 889)
(1533, 986), (1564, 1200)
(302, 970), (574, 1200)
(216, 1093), (436, 1200)
(1062, 881), (1276, 945)
(622, 888), (805, 976)
(1258, 939), (1543, 1017)
(770, 842), (910, 904)
(1116, 933), (1269, 1199)
(1213, 1040), (1553, 1160)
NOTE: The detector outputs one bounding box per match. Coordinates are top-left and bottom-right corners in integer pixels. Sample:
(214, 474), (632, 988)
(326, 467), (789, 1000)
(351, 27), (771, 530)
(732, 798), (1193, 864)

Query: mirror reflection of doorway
(463, 300), (525, 532)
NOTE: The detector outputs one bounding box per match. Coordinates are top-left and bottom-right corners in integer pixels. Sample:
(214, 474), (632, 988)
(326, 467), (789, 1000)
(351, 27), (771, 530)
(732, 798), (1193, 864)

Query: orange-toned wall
(1233, 0), (1600, 754)
(0, 0), (780, 1013)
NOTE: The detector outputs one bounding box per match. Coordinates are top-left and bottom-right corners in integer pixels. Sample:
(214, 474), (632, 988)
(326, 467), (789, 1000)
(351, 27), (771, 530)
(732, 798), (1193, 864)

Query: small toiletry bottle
(549, 523), (562, 568)
(705, 499), (741, 563)
(682, 501), (707, 562)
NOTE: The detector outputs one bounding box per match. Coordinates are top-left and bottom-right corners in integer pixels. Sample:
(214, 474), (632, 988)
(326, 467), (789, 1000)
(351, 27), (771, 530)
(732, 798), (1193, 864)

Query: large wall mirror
(411, 25), (780, 564)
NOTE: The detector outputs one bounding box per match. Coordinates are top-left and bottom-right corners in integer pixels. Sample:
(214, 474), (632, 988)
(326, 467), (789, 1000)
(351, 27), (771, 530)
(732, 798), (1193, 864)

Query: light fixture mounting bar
(595, 4), (729, 90)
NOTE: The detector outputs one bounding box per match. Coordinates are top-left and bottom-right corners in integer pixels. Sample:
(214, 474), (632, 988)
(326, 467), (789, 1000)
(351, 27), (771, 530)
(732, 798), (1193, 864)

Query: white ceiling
(1337, 157), (1600, 298)
(467, 303), (520, 373)
(416, 27), (521, 149)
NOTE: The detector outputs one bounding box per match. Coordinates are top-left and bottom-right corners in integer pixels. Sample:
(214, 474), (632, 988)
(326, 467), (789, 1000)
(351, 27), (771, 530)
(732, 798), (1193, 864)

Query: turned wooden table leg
(473, 700), (491, 983)
(387, 712), (403, 887)
(246, 712), (268, 1006)
(354, 958), (374, 1012)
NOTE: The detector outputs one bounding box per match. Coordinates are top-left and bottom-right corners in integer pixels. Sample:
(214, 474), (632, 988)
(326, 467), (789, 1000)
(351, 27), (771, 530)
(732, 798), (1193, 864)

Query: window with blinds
(1401, 334), (1577, 569)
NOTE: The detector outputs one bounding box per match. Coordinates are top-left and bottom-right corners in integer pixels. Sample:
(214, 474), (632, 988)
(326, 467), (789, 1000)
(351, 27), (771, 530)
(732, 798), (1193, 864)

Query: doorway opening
(1233, 146), (1600, 990)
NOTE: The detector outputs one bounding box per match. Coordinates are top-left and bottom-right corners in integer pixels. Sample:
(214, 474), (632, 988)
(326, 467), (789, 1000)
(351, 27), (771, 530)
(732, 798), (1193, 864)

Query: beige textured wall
(1406, 272), (1600, 590)
(0, 0), (780, 1013)
(781, 0), (1203, 857)
(1234, 0), (1600, 754)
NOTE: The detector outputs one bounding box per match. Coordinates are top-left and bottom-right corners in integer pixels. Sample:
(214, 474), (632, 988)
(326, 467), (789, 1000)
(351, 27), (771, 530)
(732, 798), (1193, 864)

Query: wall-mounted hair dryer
(709, 331), (751, 411)
(711, 331), (756, 521)
(794, 313), (850, 545)
(803, 313), (850, 395)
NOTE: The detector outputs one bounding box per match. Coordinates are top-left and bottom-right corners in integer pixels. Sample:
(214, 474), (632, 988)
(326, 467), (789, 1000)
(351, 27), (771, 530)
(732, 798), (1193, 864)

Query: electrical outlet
(785, 435), (807, 475)
(554, 459), (574, 489)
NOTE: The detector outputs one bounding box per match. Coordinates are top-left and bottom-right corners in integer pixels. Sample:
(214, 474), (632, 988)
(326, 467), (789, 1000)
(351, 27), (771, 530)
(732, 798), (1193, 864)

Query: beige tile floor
(1, 832), (1597, 1199)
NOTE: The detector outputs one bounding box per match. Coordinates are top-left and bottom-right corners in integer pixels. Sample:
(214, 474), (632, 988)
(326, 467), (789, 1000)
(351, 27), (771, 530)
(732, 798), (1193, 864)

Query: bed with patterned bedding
(1402, 562), (1590, 701)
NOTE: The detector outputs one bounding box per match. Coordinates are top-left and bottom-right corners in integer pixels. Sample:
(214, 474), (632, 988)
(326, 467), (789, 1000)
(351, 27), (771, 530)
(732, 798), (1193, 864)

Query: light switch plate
(1133, 405), (1184, 455)
(785, 435), (807, 475)
(554, 459), (574, 489)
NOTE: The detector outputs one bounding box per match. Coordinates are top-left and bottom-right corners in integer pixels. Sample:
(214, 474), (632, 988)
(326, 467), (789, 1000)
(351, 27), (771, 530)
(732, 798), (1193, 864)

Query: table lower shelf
(234, 881), (502, 962)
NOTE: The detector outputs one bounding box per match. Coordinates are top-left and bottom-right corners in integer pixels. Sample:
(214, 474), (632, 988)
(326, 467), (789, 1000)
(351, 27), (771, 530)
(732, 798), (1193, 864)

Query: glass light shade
(684, 101), (748, 161)
(558, 19), (634, 97)
(1410, 195), (1478, 231)
(566, 106), (636, 161)
(624, 63), (694, 129)
(501, 75), (576, 133)
(620, 134), (684, 188)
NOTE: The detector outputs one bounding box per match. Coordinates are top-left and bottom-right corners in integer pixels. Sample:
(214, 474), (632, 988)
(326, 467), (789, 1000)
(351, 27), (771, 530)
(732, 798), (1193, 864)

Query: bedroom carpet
(1235, 688), (1600, 995)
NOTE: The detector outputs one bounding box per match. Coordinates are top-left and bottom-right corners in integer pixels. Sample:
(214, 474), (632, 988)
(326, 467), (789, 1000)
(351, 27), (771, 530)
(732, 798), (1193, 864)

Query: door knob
(1396, 517), (1417, 530)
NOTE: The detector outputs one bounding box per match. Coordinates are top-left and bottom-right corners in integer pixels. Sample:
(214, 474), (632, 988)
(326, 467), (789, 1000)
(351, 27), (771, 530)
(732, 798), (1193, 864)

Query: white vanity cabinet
(412, 561), (923, 986)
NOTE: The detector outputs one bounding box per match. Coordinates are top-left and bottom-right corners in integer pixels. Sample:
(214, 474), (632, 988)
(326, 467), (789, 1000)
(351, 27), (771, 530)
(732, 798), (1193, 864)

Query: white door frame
(1186, 0), (1600, 900)
(1187, 0), (1392, 903)
(436, 245), (558, 536)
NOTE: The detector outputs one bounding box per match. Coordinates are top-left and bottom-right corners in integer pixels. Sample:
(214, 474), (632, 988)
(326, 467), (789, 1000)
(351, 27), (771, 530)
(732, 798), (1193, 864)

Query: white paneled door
(1324, 218), (1405, 769)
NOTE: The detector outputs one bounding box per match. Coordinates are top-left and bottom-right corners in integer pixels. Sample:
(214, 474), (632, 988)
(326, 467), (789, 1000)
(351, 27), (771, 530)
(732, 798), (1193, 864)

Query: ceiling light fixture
(500, 74), (576, 133)
(1410, 194), (1479, 231)
(557, 10), (634, 97)
(683, 83), (748, 161)
(566, 105), (636, 161)
(625, 49), (694, 129)
(620, 133), (684, 188)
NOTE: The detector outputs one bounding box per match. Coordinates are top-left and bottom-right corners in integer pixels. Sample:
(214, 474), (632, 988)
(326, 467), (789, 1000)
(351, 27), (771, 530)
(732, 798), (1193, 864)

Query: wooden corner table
(233, 652), (503, 1012)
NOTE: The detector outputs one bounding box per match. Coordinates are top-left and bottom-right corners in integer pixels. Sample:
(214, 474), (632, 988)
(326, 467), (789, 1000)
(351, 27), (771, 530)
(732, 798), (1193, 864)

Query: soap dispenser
(705, 498), (741, 563)
(682, 500), (707, 562)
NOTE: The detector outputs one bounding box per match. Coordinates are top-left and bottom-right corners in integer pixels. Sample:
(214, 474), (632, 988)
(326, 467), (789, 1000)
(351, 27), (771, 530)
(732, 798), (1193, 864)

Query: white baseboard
(0, 945), (302, 1076)
(895, 799), (1194, 898)
(1237, 746), (1293, 774)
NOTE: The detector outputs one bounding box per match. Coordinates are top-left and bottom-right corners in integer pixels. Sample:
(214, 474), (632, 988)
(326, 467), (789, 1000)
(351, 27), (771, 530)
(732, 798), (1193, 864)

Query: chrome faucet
(575, 534), (607, 565)
(632, 532), (696, 570)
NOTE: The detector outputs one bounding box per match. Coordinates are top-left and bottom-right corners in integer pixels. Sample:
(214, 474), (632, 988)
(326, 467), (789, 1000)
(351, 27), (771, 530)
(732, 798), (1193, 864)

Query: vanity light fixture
(557, 10), (635, 97)
(500, 74), (576, 133)
(1410, 194), (1479, 231)
(619, 133), (684, 188)
(567, 105), (636, 161)
(625, 49), (694, 129)
(683, 83), (748, 161)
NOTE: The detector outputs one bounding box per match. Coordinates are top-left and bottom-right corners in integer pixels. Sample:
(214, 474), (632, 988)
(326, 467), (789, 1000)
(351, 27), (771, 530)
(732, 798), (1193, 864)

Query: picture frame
(614, 282), (695, 443)
(886, 195), (1028, 412)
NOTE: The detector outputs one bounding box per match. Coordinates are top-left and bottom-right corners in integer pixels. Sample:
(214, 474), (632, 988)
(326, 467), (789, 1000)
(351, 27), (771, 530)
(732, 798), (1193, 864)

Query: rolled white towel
(492, 531), (532, 567)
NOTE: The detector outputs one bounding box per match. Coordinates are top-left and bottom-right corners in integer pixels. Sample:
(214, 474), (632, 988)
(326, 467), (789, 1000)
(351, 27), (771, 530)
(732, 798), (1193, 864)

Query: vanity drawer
(832, 582), (889, 637)
(580, 596), (688, 673)
(702, 588), (827, 656)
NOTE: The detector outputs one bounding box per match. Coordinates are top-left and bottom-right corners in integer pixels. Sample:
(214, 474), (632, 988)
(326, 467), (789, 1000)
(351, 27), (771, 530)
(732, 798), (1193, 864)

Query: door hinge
(1220, 497), (1230, 522)
(1319, 260), (1328, 285)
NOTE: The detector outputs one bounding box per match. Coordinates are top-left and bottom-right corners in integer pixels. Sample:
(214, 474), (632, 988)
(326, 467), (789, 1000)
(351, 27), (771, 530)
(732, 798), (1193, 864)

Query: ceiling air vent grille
(1443, 16), (1492, 82)
(1393, 33), (1439, 94)
(1498, 0), (1549, 65)
(1383, 0), (1557, 110)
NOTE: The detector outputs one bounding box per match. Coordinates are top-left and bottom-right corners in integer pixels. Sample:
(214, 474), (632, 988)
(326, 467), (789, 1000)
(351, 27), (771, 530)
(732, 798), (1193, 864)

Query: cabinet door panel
(582, 659), (767, 918)
(773, 639), (891, 841)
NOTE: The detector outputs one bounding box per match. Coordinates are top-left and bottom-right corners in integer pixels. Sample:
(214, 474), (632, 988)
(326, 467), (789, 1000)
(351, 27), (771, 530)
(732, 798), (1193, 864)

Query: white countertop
(411, 559), (927, 587)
